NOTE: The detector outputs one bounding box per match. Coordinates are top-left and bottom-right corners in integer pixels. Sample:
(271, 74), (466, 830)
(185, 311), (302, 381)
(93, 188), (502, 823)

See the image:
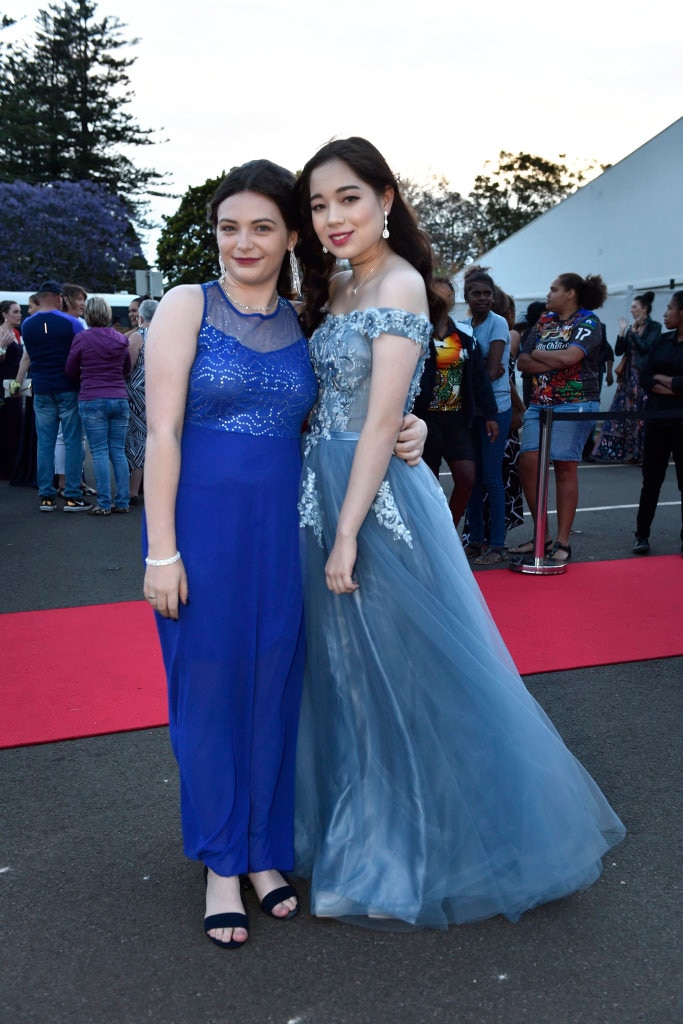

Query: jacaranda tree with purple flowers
(0, 179), (145, 291)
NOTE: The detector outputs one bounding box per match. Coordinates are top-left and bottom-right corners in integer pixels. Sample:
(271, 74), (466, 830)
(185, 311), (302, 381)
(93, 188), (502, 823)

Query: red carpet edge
(1, 556), (680, 749)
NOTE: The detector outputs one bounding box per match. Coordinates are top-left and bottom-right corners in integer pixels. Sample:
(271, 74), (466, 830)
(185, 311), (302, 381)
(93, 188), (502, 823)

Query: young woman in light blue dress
(293, 138), (625, 929)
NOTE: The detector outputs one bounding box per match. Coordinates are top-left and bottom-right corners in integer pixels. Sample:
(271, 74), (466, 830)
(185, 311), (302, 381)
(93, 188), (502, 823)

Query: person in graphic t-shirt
(512, 272), (606, 563)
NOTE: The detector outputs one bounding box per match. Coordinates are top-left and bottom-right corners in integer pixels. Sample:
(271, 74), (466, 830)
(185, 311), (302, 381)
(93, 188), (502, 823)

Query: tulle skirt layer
(295, 435), (625, 929)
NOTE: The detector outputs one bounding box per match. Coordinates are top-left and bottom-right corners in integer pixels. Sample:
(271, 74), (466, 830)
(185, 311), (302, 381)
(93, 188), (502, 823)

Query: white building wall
(453, 118), (683, 342)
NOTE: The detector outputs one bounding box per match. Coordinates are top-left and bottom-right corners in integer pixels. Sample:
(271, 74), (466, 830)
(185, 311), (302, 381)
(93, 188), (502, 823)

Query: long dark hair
(207, 160), (300, 299)
(295, 137), (447, 336)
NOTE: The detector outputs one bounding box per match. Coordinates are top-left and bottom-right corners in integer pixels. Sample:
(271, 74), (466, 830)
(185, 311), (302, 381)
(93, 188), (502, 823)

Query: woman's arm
(527, 346), (585, 370)
(128, 331), (144, 369)
(486, 338), (507, 380)
(517, 352), (551, 374)
(142, 286), (203, 619)
(325, 276), (426, 594)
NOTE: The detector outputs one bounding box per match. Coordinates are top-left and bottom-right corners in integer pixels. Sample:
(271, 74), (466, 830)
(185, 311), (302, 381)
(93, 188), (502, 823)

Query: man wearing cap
(11, 281), (91, 511)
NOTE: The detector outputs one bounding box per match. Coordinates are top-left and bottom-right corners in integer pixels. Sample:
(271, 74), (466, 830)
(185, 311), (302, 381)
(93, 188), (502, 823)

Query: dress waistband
(326, 431), (361, 441)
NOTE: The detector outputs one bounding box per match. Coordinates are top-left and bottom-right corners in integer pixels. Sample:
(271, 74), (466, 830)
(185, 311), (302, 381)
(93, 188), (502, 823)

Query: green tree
(469, 152), (595, 252)
(404, 176), (482, 276)
(0, 0), (164, 214)
(157, 175), (226, 287)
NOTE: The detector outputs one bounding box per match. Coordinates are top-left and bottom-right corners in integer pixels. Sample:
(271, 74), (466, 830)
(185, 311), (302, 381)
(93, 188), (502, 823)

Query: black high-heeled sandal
(203, 867), (249, 950)
(258, 880), (300, 920)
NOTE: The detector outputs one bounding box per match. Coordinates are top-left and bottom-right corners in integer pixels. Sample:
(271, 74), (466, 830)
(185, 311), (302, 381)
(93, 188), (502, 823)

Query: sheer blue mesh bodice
(185, 282), (317, 437)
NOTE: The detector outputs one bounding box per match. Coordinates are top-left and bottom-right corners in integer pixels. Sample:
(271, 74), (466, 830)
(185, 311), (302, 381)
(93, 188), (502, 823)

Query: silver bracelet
(145, 551), (181, 566)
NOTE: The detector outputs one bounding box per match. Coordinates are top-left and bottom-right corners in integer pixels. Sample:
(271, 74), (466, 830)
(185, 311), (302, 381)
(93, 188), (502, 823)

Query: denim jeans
(467, 407), (513, 549)
(79, 399), (130, 510)
(33, 391), (83, 499)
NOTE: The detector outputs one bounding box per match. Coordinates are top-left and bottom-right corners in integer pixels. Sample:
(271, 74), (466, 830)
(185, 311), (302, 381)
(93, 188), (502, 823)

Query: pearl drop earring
(382, 211), (390, 239)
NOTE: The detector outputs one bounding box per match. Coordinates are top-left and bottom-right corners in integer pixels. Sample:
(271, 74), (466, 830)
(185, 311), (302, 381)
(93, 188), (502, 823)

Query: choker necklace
(222, 281), (278, 313)
(351, 252), (386, 295)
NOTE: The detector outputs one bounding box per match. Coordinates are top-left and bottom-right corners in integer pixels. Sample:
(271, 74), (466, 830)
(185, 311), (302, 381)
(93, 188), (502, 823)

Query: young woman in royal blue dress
(293, 137), (625, 929)
(142, 160), (425, 951)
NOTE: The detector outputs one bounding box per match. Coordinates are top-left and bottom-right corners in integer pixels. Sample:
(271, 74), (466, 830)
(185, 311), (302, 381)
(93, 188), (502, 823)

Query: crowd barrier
(510, 404), (683, 576)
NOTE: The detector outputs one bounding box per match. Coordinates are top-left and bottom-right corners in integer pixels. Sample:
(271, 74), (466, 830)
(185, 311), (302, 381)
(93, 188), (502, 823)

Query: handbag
(3, 379), (32, 398)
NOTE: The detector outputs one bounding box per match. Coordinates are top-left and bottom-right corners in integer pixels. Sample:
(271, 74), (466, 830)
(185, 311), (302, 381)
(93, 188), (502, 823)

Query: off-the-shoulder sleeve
(361, 308), (432, 352)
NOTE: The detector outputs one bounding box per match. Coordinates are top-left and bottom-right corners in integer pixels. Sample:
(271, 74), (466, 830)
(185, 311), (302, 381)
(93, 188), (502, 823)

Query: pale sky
(7, 0), (683, 262)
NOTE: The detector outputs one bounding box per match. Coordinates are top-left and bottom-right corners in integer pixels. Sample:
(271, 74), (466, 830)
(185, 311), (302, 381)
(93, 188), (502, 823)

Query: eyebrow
(217, 216), (278, 226)
(309, 184), (361, 202)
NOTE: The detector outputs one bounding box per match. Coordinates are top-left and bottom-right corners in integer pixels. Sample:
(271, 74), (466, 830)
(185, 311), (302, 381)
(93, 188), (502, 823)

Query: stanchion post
(510, 405), (567, 575)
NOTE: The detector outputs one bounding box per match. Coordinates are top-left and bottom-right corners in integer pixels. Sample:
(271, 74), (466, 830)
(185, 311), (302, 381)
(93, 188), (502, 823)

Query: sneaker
(40, 497), (57, 512)
(111, 506), (130, 514)
(633, 536), (650, 555)
(88, 506), (111, 516)
(63, 497), (92, 513)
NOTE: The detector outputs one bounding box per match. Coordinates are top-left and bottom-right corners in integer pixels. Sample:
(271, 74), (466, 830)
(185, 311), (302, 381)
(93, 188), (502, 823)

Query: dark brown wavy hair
(207, 160), (300, 300)
(294, 137), (448, 336)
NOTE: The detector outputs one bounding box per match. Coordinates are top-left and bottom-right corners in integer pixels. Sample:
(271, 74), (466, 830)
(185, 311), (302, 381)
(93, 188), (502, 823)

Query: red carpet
(1, 556), (681, 749)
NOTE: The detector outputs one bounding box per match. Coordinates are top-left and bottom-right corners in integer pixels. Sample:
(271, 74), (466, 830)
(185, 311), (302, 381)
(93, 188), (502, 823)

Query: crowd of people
(3, 137), (681, 952)
(1, 285), (153, 513)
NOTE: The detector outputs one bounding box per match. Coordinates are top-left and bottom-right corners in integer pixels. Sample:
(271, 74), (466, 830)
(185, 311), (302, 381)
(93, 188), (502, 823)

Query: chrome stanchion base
(509, 556), (567, 576)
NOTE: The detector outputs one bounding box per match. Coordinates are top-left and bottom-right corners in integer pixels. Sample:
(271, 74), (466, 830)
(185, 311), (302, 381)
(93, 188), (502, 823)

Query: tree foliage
(156, 175), (226, 287)
(403, 176), (482, 276)
(469, 151), (593, 253)
(0, 0), (163, 216)
(404, 152), (595, 273)
(0, 179), (145, 291)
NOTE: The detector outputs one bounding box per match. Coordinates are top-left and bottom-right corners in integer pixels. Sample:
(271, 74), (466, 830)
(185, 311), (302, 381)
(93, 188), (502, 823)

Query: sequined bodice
(185, 282), (318, 438)
(305, 307), (431, 449)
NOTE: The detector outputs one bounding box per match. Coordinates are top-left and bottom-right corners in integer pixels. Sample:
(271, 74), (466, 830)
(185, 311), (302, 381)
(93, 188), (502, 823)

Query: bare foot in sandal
(473, 546), (508, 565)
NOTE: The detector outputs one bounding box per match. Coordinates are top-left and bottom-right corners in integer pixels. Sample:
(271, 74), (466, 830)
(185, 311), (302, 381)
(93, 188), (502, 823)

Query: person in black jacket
(414, 279), (498, 531)
(633, 290), (683, 554)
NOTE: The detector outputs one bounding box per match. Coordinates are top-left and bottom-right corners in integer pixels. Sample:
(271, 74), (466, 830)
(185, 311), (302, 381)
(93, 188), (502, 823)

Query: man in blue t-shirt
(13, 280), (92, 512)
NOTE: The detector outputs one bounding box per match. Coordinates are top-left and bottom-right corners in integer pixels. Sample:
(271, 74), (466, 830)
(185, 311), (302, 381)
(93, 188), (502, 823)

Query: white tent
(453, 117), (683, 341)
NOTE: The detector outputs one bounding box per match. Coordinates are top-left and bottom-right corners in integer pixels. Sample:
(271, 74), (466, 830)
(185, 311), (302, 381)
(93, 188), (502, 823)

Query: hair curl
(295, 137), (447, 336)
(207, 160), (299, 299)
(556, 273), (607, 310)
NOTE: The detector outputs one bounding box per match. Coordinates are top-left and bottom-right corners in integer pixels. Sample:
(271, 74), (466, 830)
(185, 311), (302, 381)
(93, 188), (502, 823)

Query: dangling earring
(382, 211), (390, 239)
(322, 245), (328, 254)
(289, 249), (301, 295)
(218, 254), (227, 280)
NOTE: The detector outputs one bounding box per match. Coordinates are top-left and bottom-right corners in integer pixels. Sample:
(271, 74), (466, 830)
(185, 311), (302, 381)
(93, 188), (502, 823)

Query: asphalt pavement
(1, 465), (681, 1024)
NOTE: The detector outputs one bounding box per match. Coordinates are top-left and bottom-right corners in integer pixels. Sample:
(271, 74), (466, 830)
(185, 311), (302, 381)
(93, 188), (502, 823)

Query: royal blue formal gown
(294, 308), (625, 928)
(152, 282), (318, 877)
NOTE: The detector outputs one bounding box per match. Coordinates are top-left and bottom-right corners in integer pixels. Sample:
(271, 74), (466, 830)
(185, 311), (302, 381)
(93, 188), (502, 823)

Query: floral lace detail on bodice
(304, 307), (431, 454)
(298, 308), (432, 548)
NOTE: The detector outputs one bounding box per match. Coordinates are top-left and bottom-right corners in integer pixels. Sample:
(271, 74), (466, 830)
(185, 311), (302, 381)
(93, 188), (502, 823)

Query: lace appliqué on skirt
(298, 468), (324, 546)
(372, 481), (413, 548)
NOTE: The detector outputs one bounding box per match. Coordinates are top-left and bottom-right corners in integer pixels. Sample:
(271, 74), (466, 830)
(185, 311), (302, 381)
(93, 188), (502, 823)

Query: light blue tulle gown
(294, 307), (625, 929)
